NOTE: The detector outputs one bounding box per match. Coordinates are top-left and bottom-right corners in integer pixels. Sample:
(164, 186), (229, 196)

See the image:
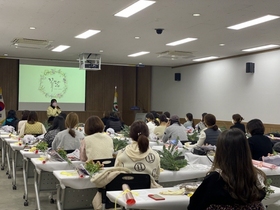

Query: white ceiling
(0, 0), (280, 67)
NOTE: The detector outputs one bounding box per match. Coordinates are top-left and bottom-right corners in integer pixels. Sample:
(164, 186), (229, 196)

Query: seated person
(52, 112), (84, 153)
(189, 114), (221, 147)
(188, 129), (267, 210)
(80, 116), (113, 161)
(145, 112), (157, 135)
(183, 113), (194, 129)
(230, 113), (245, 133)
(115, 120), (160, 182)
(195, 112), (207, 132)
(17, 110), (30, 133)
(246, 119), (273, 160)
(43, 116), (65, 147)
(154, 114), (168, 139)
(19, 111), (46, 137)
(105, 112), (123, 132)
(162, 115), (188, 143)
(2, 110), (18, 129)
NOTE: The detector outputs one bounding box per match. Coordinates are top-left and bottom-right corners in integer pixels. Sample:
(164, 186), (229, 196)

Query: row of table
(1, 131), (280, 210)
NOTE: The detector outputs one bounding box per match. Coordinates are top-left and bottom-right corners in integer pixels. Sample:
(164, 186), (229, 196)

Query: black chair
(93, 158), (116, 167)
(100, 173), (151, 210)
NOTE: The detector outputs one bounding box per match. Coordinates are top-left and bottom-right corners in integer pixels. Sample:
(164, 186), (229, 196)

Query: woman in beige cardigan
(80, 116), (113, 161)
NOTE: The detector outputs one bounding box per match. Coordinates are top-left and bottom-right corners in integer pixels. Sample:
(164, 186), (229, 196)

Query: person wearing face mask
(47, 99), (62, 123)
(230, 114), (245, 133)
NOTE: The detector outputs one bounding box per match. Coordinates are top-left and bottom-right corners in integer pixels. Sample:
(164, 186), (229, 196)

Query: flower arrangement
(35, 141), (48, 152)
(84, 160), (103, 176)
(112, 138), (129, 152)
(157, 140), (188, 171)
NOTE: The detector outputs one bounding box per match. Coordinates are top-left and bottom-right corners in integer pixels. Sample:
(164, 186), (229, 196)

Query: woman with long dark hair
(43, 116), (65, 147)
(188, 128), (267, 209)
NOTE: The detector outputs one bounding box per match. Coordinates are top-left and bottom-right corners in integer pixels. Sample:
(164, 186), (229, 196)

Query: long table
(107, 186), (280, 210)
(31, 158), (83, 210)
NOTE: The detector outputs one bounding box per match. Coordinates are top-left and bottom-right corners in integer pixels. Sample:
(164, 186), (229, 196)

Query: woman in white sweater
(80, 116), (113, 161)
(115, 120), (161, 182)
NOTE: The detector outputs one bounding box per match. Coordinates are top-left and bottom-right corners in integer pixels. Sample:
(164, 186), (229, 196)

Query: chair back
(103, 173), (151, 209)
(94, 158), (116, 167)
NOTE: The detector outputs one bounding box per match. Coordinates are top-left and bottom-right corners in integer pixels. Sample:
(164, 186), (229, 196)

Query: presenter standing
(47, 99), (61, 123)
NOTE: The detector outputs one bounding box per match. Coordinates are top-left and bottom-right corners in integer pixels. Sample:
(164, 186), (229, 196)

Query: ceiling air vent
(11, 38), (53, 49)
(157, 51), (193, 59)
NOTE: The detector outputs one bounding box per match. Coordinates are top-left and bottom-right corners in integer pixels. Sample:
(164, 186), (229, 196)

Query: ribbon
(114, 189), (139, 209)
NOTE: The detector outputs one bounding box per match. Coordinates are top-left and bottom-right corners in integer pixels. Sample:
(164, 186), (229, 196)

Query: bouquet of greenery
(84, 160), (103, 176)
(119, 125), (130, 138)
(187, 130), (199, 142)
(35, 141), (48, 152)
(112, 138), (129, 152)
(157, 142), (188, 171)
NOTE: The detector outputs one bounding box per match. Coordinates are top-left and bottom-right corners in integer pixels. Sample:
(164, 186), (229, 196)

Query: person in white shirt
(145, 112), (157, 135)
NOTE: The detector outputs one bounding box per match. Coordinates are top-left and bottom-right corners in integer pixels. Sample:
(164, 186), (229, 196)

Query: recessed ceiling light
(128, 51), (150, 57)
(135, 36), (140, 39)
(219, 43), (225, 46)
(75, 30), (101, 39)
(227, 15), (280, 30)
(193, 56), (218, 62)
(99, 50), (103, 53)
(52, 45), (70, 52)
(114, 0), (156, 18)
(29, 27), (36, 30)
(166, 38), (197, 46)
(242, 44), (279, 52)
(3, 54), (8, 56)
(14, 43), (18, 46)
(193, 13), (200, 17)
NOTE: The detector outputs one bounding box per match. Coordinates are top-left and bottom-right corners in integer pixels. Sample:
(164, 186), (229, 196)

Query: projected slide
(19, 64), (86, 111)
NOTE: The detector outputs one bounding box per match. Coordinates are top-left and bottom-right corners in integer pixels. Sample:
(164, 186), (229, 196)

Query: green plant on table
(265, 178), (275, 199)
(36, 141), (48, 152)
(57, 148), (71, 164)
(84, 160), (103, 176)
(112, 138), (129, 152)
(187, 130), (199, 142)
(119, 124), (130, 138)
(157, 142), (188, 171)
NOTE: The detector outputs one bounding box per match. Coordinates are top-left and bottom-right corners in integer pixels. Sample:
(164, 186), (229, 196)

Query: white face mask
(231, 119), (235, 124)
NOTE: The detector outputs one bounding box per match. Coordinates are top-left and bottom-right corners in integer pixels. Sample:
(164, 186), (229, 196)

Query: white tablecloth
(4, 138), (19, 144)
(107, 186), (280, 210)
(258, 166), (280, 176)
(149, 141), (164, 147)
(20, 150), (43, 159)
(152, 145), (186, 154)
(10, 142), (25, 151)
(53, 170), (96, 189)
(31, 158), (83, 172)
(185, 153), (214, 166)
(159, 164), (209, 183)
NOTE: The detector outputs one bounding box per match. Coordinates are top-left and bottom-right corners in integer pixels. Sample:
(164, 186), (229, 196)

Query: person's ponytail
(137, 134), (149, 153)
(69, 128), (76, 137)
(212, 124), (218, 131)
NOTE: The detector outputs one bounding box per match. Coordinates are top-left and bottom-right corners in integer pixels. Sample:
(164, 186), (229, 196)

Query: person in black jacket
(247, 119), (273, 160)
(105, 112), (123, 132)
(230, 113), (245, 133)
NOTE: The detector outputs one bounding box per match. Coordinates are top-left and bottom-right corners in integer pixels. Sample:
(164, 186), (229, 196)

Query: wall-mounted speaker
(175, 73), (181, 81)
(246, 62), (255, 73)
